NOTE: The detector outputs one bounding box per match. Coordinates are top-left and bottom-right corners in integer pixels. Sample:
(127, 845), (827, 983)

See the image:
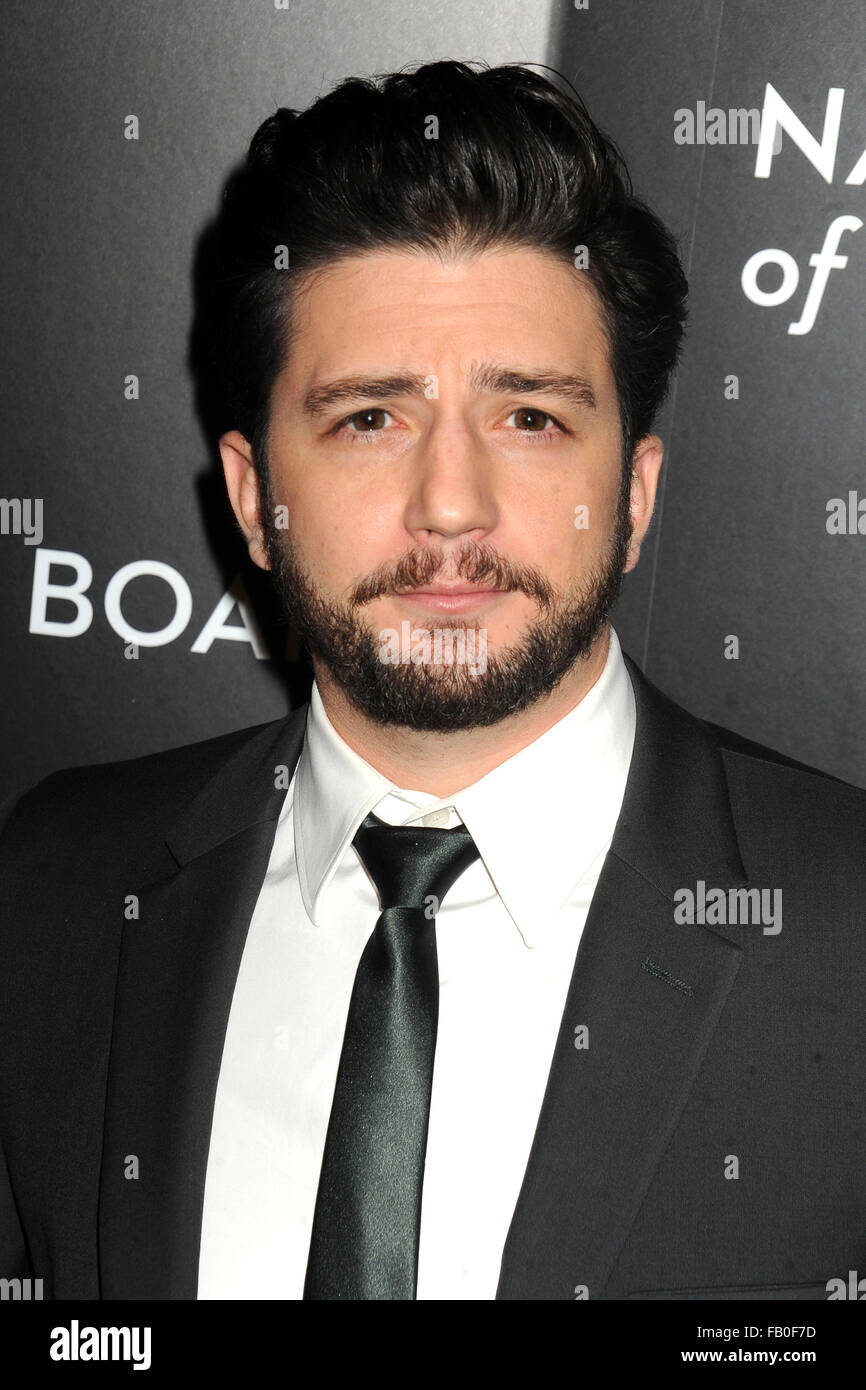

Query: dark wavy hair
(198, 59), (688, 493)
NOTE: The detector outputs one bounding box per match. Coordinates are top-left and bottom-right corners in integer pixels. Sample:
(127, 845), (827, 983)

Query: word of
(742, 84), (865, 334)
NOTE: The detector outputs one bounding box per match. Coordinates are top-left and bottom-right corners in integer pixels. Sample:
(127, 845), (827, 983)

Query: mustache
(349, 541), (555, 608)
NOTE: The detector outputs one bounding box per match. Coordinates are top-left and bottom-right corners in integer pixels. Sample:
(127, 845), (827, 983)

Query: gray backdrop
(2, 0), (864, 799)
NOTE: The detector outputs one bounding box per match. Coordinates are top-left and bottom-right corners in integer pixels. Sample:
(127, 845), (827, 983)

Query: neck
(313, 626), (611, 798)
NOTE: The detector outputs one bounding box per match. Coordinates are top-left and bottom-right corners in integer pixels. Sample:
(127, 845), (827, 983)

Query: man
(1, 60), (864, 1302)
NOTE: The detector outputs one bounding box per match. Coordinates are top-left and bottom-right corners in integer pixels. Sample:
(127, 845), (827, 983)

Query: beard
(261, 472), (633, 733)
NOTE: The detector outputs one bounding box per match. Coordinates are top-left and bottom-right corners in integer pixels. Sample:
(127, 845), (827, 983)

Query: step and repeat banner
(555, 0), (866, 785)
(2, 0), (864, 798)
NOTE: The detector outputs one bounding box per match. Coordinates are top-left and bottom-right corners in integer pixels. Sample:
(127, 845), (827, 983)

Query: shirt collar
(294, 626), (636, 947)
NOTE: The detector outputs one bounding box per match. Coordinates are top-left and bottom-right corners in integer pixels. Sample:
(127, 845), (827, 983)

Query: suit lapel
(98, 706), (308, 1298)
(496, 657), (748, 1299)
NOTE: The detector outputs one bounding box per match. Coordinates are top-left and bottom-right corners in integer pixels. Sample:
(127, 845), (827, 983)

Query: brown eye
(510, 408), (556, 431)
(346, 408), (390, 431)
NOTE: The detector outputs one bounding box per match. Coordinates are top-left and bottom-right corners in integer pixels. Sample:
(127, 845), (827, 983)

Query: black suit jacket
(1, 655), (865, 1301)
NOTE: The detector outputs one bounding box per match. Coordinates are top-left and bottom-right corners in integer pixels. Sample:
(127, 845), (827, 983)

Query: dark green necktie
(303, 809), (480, 1300)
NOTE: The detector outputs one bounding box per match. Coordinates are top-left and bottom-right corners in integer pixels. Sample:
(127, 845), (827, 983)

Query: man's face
(225, 245), (661, 730)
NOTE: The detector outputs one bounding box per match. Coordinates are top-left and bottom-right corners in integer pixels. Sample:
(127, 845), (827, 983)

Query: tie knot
(352, 810), (480, 912)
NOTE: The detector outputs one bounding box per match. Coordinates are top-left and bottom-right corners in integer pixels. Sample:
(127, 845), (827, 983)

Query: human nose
(401, 419), (499, 544)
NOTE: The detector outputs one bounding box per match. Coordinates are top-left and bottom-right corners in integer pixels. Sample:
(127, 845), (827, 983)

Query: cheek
(286, 487), (399, 585)
(568, 471), (624, 553)
(514, 447), (619, 541)
(508, 488), (611, 575)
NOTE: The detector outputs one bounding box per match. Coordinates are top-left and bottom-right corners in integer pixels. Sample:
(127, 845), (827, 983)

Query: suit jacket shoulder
(2, 714), (289, 837)
(620, 656), (866, 880)
(0, 708), (310, 888)
(701, 709), (866, 883)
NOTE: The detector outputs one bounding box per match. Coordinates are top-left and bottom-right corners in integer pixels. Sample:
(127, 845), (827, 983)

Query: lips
(402, 586), (501, 597)
(394, 584), (506, 611)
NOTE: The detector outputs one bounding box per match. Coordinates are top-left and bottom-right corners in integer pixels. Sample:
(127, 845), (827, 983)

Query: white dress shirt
(197, 625), (636, 1300)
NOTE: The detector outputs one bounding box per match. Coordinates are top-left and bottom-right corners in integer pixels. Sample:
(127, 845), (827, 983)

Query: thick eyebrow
(469, 363), (597, 413)
(303, 373), (429, 418)
(301, 361), (598, 419)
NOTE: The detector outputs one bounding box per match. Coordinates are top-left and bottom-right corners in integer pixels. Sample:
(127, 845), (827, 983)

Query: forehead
(279, 245), (614, 397)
